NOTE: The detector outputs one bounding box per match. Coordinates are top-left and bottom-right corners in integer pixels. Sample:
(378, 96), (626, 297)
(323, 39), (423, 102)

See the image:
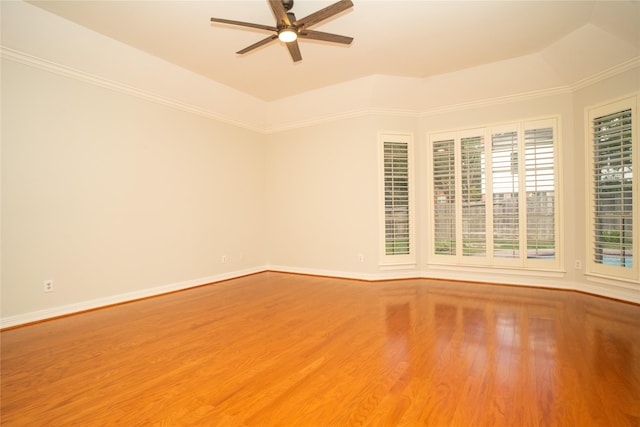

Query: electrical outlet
(43, 280), (54, 293)
(358, 253), (365, 263)
(574, 260), (582, 270)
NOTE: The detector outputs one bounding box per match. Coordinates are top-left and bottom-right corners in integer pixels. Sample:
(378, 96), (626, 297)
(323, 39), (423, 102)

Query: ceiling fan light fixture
(278, 27), (298, 42)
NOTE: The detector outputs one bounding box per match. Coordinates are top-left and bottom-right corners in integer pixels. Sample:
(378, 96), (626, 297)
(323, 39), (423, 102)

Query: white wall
(265, 115), (420, 278)
(1, 59), (267, 323)
(265, 72), (639, 302)
(3, 62), (638, 327)
(267, 93), (577, 283)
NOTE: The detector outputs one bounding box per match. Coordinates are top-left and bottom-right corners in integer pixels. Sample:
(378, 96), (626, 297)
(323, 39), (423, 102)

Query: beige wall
(265, 115), (418, 276)
(2, 59), (266, 320)
(3, 61), (638, 326)
(266, 76), (639, 302)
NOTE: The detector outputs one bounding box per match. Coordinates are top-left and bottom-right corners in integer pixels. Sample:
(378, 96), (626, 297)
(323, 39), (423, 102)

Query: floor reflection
(385, 302), (411, 362)
(381, 286), (416, 394)
(377, 279), (640, 425)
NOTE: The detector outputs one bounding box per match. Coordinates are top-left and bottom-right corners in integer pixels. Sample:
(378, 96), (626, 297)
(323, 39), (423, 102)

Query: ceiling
(26, 1), (640, 101)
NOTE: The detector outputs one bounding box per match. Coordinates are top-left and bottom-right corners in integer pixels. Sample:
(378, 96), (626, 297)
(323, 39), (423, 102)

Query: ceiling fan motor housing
(283, 0), (294, 11)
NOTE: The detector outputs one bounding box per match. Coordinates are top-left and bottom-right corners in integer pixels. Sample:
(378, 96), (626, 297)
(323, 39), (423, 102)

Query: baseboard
(3, 264), (636, 329)
(420, 265), (570, 289)
(0, 266), (268, 329)
(579, 279), (640, 304)
(265, 265), (420, 281)
(267, 265), (638, 304)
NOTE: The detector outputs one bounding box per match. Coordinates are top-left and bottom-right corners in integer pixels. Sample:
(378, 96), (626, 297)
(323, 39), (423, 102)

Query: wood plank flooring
(1, 272), (639, 426)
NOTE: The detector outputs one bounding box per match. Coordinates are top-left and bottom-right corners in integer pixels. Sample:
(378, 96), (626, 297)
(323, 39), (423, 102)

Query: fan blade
(295, 0), (353, 29)
(268, 0), (291, 26)
(299, 29), (353, 45)
(286, 40), (302, 62)
(237, 35), (278, 54)
(210, 17), (276, 32)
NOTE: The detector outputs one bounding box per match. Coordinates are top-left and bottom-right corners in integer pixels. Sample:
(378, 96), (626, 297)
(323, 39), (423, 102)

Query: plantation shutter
(461, 135), (487, 257)
(492, 130), (520, 259)
(429, 118), (559, 270)
(433, 138), (456, 255)
(525, 125), (555, 260)
(592, 108), (633, 269)
(384, 140), (410, 255)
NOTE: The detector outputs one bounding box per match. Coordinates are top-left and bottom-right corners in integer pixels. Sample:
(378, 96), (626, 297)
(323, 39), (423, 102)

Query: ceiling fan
(210, 0), (354, 62)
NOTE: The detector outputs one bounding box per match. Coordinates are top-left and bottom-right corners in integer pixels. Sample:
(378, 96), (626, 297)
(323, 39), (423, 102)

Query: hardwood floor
(2, 272), (639, 426)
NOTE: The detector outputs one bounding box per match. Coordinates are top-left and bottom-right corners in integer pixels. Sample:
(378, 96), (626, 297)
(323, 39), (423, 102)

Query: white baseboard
(0, 266), (268, 329)
(265, 265), (419, 281)
(580, 279), (640, 304)
(267, 265), (638, 304)
(3, 264), (636, 329)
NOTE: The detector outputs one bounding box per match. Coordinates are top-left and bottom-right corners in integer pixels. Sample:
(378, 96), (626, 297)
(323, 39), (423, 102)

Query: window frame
(379, 132), (416, 267)
(586, 95), (638, 282)
(427, 117), (562, 271)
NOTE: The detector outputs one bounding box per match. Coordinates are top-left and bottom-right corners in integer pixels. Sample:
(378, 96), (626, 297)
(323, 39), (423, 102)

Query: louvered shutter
(433, 138), (456, 255)
(492, 130), (520, 259)
(592, 108), (633, 269)
(461, 135), (487, 257)
(525, 126), (555, 260)
(382, 135), (413, 261)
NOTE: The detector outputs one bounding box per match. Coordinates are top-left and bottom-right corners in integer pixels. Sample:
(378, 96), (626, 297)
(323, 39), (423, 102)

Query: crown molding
(0, 46), (262, 132)
(420, 86), (574, 117)
(263, 87), (575, 133)
(263, 107), (422, 134)
(3, 46), (638, 133)
(570, 56), (640, 92)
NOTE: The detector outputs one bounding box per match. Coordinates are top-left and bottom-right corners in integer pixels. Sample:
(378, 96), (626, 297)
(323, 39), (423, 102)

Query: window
(428, 119), (560, 270)
(380, 133), (415, 266)
(587, 95), (638, 281)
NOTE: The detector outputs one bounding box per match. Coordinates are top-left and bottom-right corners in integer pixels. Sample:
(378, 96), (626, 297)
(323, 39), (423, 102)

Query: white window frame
(427, 117), (562, 271)
(379, 132), (415, 267)
(586, 94), (638, 282)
